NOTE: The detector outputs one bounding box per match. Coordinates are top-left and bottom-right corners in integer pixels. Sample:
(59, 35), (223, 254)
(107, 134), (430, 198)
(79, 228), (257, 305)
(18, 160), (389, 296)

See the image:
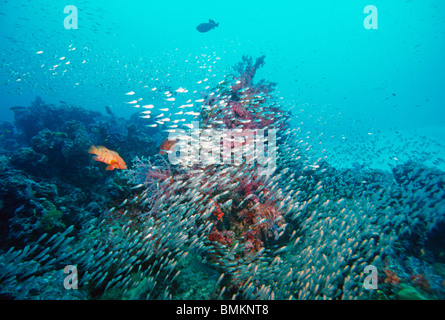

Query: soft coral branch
(232, 55), (266, 91)
(124, 155), (172, 213)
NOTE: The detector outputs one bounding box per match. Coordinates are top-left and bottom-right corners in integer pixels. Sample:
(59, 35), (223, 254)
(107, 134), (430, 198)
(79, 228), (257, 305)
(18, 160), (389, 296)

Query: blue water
(2, 1), (444, 127)
(0, 0), (444, 301)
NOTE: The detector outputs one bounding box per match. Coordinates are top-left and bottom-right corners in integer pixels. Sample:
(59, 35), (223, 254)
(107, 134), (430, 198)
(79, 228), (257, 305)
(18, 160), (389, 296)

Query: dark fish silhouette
(196, 19), (219, 33)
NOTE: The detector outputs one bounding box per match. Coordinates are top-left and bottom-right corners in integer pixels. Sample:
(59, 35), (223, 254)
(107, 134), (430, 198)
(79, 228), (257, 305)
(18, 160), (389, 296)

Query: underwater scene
(0, 0), (445, 302)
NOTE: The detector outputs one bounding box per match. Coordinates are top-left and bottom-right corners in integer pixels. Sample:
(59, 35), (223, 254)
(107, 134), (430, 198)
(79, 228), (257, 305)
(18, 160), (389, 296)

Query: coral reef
(0, 56), (444, 301)
(0, 97), (161, 254)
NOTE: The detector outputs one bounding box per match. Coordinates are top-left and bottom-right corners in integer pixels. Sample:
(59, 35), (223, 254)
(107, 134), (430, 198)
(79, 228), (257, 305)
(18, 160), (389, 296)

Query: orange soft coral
(384, 269), (401, 286)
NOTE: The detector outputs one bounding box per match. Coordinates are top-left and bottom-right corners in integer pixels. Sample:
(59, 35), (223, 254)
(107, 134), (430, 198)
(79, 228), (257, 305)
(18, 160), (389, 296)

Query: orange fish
(159, 139), (176, 156)
(88, 145), (127, 170)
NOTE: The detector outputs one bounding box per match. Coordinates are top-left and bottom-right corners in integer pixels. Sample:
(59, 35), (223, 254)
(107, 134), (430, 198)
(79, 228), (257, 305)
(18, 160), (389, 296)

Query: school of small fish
(1, 2), (444, 299)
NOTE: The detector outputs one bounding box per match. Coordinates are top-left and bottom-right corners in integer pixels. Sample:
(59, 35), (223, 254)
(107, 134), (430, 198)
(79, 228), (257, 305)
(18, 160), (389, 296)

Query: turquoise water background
(1, 0), (444, 164)
(1, 1), (445, 301)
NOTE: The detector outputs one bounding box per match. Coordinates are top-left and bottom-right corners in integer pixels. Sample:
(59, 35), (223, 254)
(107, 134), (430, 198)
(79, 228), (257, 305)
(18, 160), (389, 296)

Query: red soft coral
(208, 226), (235, 246)
(384, 269), (401, 286)
(231, 55), (266, 91)
(230, 101), (250, 118)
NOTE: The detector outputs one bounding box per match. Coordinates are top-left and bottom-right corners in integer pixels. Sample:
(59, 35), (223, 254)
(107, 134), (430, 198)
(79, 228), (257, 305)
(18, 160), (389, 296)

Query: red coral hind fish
(159, 139), (176, 156)
(88, 145), (127, 170)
